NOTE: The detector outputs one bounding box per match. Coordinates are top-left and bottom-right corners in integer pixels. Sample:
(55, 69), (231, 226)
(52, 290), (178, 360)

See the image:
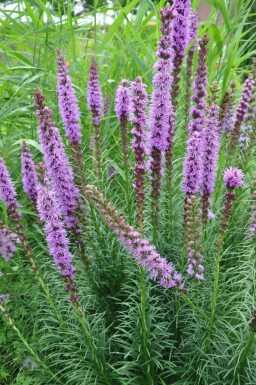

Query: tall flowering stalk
(0, 158), (59, 314)
(0, 220), (20, 261)
(37, 184), (79, 304)
(228, 76), (255, 155)
(34, 88), (79, 230)
(85, 184), (184, 292)
(130, 77), (148, 231)
(207, 167), (244, 342)
(171, 0), (191, 111)
(56, 49), (82, 147)
(149, 5), (176, 242)
(184, 10), (198, 123)
(201, 103), (221, 224)
(220, 81), (237, 131)
(184, 196), (204, 280)
(87, 57), (103, 180)
(21, 141), (38, 206)
(115, 79), (131, 170)
(182, 35), (209, 198)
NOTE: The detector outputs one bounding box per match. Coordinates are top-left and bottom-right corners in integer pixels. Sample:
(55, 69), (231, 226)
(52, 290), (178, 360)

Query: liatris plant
(84, 184), (184, 291)
(56, 49), (82, 147)
(0, 157), (20, 217)
(37, 184), (79, 304)
(228, 76), (255, 155)
(220, 81), (237, 130)
(207, 167), (244, 343)
(0, 221), (20, 261)
(184, 196), (204, 280)
(130, 76), (148, 231)
(201, 103), (221, 224)
(115, 79), (131, 170)
(87, 57), (103, 180)
(21, 141), (38, 206)
(184, 10), (198, 124)
(149, 4), (175, 242)
(0, 158), (57, 315)
(182, 35), (209, 198)
(171, 0), (191, 111)
(34, 88), (79, 230)
(189, 34), (209, 137)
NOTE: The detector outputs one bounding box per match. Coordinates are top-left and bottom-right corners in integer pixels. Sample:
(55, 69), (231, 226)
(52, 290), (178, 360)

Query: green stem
(73, 305), (112, 385)
(139, 267), (154, 385)
(0, 303), (64, 385)
(232, 332), (255, 384)
(180, 292), (206, 319)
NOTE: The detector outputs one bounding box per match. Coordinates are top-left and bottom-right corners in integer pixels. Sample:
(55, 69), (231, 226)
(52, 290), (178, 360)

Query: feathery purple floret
(182, 131), (202, 196)
(56, 50), (82, 146)
(37, 185), (75, 280)
(182, 35), (209, 197)
(224, 167), (244, 188)
(201, 103), (221, 196)
(187, 10), (198, 53)
(235, 77), (255, 127)
(149, 6), (174, 153)
(115, 79), (131, 168)
(87, 57), (102, 127)
(34, 88), (79, 229)
(0, 226), (20, 261)
(171, 0), (191, 109)
(0, 158), (19, 213)
(130, 77), (148, 227)
(119, 228), (184, 290)
(149, 5), (176, 239)
(229, 76), (255, 148)
(189, 35), (209, 136)
(85, 185), (184, 291)
(115, 80), (131, 124)
(21, 141), (38, 202)
(187, 250), (204, 280)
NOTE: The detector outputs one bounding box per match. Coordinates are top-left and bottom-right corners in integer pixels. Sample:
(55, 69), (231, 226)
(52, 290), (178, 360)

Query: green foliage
(0, 0), (256, 384)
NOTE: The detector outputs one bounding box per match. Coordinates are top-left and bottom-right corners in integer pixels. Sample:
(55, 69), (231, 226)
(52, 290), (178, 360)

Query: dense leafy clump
(0, 1), (256, 384)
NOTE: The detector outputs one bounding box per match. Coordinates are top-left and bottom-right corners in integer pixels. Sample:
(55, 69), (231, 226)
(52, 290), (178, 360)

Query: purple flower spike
(171, 0), (191, 110)
(34, 88), (79, 229)
(201, 103), (221, 223)
(130, 76), (148, 229)
(229, 76), (255, 150)
(115, 80), (131, 123)
(182, 131), (202, 196)
(87, 57), (103, 178)
(184, 11), (198, 119)
(115, 79), (131, 169)
(187, 10), (198, 53)
(182, 35), (209, 198)
(21, 141), (38, 203)
(149, 4), (176, 240)
(189, 35), (209, 136)
(37, 184), (79, 303)
(56, 49), (82, 146)
(0, 223), (20, 261)
(85, 185), (184, 292)
(0, 158), (19, 214)
(87, 57), (102, 127)
(224, 167), (244, 189)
